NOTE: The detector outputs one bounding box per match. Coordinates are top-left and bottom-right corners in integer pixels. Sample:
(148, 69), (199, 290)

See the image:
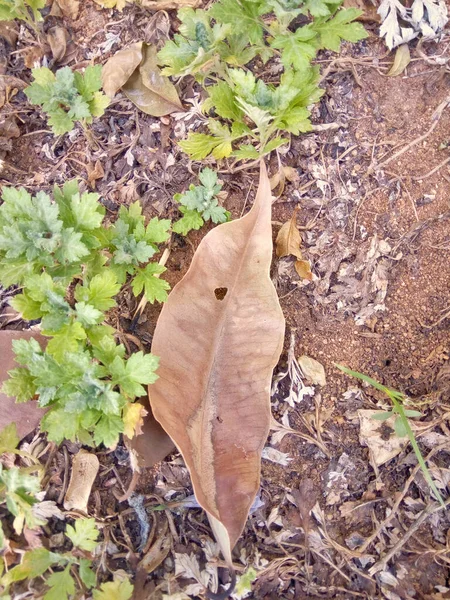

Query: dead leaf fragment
(52, 0), (79, 18)
(276, 207), (303, 259)
(148, 162), (285, 566)
(64, 450), (99, 512)
(86, 160), (104, 189)
(141, 0), (201, 8)
(102, 42), (183, 116)
(358, 409), (408, 467)
(387, 44), (411, 77)
(0, 330), (46, 440)
(299, 355), (326, 386)
(123, 44), (183, 116)
(47, 26), (68, 62)
(0, 22), (18, 47)
(294, 259), (313, 280)
(102, 42), (143, 98)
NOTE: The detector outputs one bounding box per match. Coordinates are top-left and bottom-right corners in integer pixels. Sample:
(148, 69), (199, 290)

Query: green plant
(24, 66), (110, 135)
(0, 0), (45, 30)
(157, 0), (367, 160)
(336, 365), (445, 505)
(172, 168), (230, 235)
(0, 182), (171, 447)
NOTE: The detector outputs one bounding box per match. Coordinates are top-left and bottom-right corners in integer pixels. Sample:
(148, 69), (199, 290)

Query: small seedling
(25, 66), (110, 135)
(336, 365), (445, 505)
(158, 1), (368, 160)
(172, 168), (230, 235)
(0, 182), (170, 446)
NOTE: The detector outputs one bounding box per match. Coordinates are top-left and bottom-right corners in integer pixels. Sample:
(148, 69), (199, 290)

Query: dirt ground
(1, 1), (450, 599)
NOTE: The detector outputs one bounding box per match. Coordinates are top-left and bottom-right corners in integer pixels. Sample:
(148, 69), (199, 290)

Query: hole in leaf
(214, 287), (228, 300)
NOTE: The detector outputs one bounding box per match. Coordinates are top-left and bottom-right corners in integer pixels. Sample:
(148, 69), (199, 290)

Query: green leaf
(371, 411), (393, 421)
(232, 144), (260, 160)
(312, 8), (368, 52)
(47, 109), (75, 135)
(131, 264), (170, 304)
(302, 0), (342, 17)
(109, 351), (159, 397)
(172, 208), (204, 236)
(0, 424), (20, 453)
(75, 271), (120, 311)
(75, 302), (104, 327)
(66, 518), (99, 552)
(403, 409), (423, 418)
(207, 82), (243, 121)
(89, 91), (110, 117)
(394, 416), (408, 438)
(235, 567), (257, 597)
(2, 548), (58, 586)
(41, 410), (81, 443)
(44, 565), (75, 600)
(75, 65), (103, 98)
(179, 133), (225, 160)
(144, 218), (171, 245)
(70, 192), (105, 230)
(46, 322), (87, 361)
(93, 579), (134, 600)
(1, 368), (38, 403)
(10, 293), (43, 320)
(92, 335), (125, 366)
(262, 137), (289, 154)
(93, 414), (124, 448)
(271, 27), (317, 71)
(79, 559), (96, 589)
(209, 0), (265, 45)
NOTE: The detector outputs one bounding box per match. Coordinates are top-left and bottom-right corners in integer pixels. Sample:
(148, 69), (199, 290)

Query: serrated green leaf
(75, 65), (103, 98)
(207, 82), (243, 121)
(79, 559), (96, 589)
(209, 0), (265, 45)
(302, 0), (341, 17)
(45, 322), (87, 361)
(75, 271), (120, 311)
(109, 351), (159, 398)
(144, 217), (171, 245)
(232, 144), (260, 160)
(172, 208), (204, 235)
(92, 335), (125, 366)
(93, 414), (123, 448)
(88, 91), (110, 117)
(312, 8), (368, 52)
(93, 579), (134, 600)
(75, 302), (104, 327)
(66, 518), (99, 552)
(44, 565), (75, 600)
(10, 293), (43, 320)
(271, 28), (317, 70)
(47, 109), (75, 135)
(1, 548), (58, 586)
(131, 264), (170, 304)
(1, 368), (37, 404)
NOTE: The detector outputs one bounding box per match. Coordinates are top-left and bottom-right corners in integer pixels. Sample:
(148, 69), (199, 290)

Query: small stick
(412, 156), (450, 181)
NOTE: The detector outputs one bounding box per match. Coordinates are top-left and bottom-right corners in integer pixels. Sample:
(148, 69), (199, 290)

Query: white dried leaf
(358, 410), (408, 466)
(261, 447), (292, 466)
(299, 355), (326, 387)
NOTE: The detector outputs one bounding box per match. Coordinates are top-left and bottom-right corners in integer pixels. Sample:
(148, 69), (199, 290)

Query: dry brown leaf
(276, 207), (303, 259)
(126, 397), (175, 470)
(23, 46), (44, 69)
(0, 22), (18, 47)
(387, 44), (411, 77)
(122, 44), (183, 116)
(102, 42), (143, 98)
(86, 159), (104, 188)
(53, 0), (79, 18)
(148, 162), (285, 566)
(47, 26), (68, 62)
(0, 75), (27, 108)
(0, 330), (46, 439)
(358, 409), (408, 466)
(0, 115), (20, 139)
(294, 259), (313, 280)
(141, 0), (201, 9)
(63, 450), (99, 512)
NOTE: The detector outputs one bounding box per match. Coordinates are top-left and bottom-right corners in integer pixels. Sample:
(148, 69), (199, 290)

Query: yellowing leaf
(275, 206), (303, 260)
(123, 401), (148, 438)
(387, 44), (411, 77)
(148, 162), (285, 568)
(94, 0), (131, 9)
(294, 259), (313, 281)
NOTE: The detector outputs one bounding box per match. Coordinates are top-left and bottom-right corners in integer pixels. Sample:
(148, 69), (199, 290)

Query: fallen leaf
(63, 450), (99, 512)
(262, 446), (292, 466)
(144, 10), (170, 46)
(123, 44), (183, 116)
(0, 115), (20, 139)
(102, 42), (143, 98)
(294, 259), (313, 280)
(47, 26), (68, 62)
(53, 0), (80, 18)
(126, 397), (175, 470)
(0, 22), (18, 47)
(148, 162), (285, 567)
(0, 75), (26, 108)
(86, 160), (104, 188)
(23, 46), (44, 70)
(0, 330), (46, 440)
(276, 206), (302, 259)
(358, 409), (408, 467)
(387, 44), (411, 76)
(298, 355), (326, 386)
(141, 0), (201, 8)
(138, 521), (171, 573)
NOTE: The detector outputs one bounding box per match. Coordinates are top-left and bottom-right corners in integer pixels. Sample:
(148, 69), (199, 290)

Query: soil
(1, 2), (450, 599)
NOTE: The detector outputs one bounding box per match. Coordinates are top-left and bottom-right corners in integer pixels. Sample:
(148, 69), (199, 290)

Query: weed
(336, 364), (445, 505)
